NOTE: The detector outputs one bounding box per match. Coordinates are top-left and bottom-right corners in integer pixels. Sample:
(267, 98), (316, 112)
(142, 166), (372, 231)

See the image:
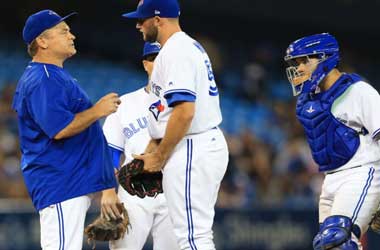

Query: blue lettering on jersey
(130, 123), (140, 133)
(209, 86), (218, 96)
(123, 117), (148, 139)
(193, 41), (218, 96)
(123, 127), (134, 139)
(205, 60), (215, 81)
(151, 82), (162, 97)
(137, 117), (148, 129)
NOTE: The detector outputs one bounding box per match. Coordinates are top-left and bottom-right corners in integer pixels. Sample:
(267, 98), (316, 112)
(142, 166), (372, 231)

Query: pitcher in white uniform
(103, 42), (179, 250)
(122, 1), (229, 250)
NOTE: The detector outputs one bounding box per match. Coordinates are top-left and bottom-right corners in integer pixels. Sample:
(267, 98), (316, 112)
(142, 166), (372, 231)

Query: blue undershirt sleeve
(109, 146), (123, 169)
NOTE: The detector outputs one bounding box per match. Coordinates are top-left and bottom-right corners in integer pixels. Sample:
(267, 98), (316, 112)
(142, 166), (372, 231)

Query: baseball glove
(118, 159), (163, 198)
(84, 203), (130, 247)
(370, 209), (380, 234)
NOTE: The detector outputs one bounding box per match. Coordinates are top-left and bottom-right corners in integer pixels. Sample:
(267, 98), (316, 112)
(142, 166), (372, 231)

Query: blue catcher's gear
(284, 33), (339, 96)
(313, 215), (360, 250)
(296, 74), (366, 172)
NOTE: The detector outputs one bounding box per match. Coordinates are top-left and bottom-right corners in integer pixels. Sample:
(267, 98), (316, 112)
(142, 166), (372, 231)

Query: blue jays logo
(149, 100), (165, 121)
(48, 11), (59, 16)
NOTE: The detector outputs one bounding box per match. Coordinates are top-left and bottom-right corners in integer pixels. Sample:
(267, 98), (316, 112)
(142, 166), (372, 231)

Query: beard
(144, 25), (158, 43)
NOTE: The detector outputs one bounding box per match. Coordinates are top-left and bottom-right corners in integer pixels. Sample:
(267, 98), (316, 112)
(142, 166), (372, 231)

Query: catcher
(85, 42), (178, 250)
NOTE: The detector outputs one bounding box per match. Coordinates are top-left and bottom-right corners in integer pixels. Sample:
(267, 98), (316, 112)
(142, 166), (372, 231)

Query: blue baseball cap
(142, 42), (161, 58)
(122, 0), (180, 19)
(23, 9), (77, 44)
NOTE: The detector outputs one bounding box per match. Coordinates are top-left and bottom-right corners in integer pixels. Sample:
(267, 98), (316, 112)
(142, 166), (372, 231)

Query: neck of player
(32, 53), (68, 68)
(157, 19), (182, 47)
(319, 69), (342, 92)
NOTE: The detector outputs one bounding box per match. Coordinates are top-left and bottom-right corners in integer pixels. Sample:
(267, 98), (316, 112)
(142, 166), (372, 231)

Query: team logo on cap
(48, 10), (59, 16)
(155, 10), (161, 14)
(286, 46), (294, 55)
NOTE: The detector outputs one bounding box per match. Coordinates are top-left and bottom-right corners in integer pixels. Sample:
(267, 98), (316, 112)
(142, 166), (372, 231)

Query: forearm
(156, 102), (194, 160)
(54, 106), (101, 140)
(144, 139), (160, 153)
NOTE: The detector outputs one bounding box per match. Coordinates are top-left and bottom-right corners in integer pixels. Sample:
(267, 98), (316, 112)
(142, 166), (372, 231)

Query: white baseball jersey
(148, 31), (222, 139)
(103, 88), (150, 164)
(144, 32), (229, 250)
(331, 80), (380, 172)
(103, 87), (178, 250)
(318, 80), (380, 242)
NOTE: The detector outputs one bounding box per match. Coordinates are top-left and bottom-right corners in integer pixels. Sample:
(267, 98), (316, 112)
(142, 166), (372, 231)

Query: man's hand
(101, 188), (122, 221)
(118, 159), (163, 198)
(84, 203), (130, 243)
(93, 93), (121, 118)
(132, 151), (166, 173)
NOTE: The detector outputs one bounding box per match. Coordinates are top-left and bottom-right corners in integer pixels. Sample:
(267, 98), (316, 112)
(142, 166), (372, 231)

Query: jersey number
(193, 41), (219, 96)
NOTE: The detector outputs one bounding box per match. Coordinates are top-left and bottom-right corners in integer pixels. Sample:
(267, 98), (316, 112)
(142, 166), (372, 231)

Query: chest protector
(296, 74), (363, 172)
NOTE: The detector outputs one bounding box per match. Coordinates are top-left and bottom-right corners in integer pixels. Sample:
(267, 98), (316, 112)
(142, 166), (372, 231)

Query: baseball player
(12, 10), (121, 250)
(122, 1), (229, 250)
(102, 42), (179, 250)
(284, 33), (380, 250)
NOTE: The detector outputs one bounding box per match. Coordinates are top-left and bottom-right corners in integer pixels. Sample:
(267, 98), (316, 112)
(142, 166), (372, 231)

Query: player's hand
(132, 152), (165, 173)
(93, 93), (121, 118)
(101, 188), (122, 221)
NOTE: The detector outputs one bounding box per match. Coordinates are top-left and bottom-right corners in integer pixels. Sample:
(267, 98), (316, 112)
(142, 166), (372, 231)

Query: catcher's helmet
(284, 33), (339, 96)
(142, 42), (161, 59)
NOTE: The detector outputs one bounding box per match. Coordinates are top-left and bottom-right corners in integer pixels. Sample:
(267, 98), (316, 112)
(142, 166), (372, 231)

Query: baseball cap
(122, 0), (180, 19)
(23, 9), (77, 44)
(142, 42), (161, 58)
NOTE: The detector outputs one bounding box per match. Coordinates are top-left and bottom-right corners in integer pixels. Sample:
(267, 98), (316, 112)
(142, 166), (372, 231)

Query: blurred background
(1, 0), (380, 249)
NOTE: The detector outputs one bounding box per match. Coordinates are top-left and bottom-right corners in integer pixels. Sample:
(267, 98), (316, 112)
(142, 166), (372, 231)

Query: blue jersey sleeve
(109, 146), (123, 169)
(164, 92), (196, 107)
(28, 77), (75, 139)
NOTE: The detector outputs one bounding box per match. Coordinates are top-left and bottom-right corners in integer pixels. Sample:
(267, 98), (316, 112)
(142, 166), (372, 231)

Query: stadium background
(1, 0), (380, 249)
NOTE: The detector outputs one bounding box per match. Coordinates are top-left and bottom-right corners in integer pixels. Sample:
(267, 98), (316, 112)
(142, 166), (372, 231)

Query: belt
(326, 165), (362, 175)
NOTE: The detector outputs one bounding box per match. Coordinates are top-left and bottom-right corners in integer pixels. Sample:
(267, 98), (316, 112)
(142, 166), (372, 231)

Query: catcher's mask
(284, 33), (339, 96)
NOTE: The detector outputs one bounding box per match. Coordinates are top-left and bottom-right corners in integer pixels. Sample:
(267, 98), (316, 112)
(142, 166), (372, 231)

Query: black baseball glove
(118, 159), (163, 198)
